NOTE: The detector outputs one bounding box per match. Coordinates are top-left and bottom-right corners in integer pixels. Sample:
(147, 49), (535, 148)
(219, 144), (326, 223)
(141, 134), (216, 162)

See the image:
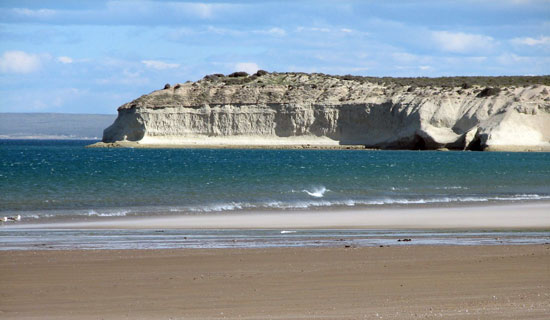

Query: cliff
(94, 72), (550, 151)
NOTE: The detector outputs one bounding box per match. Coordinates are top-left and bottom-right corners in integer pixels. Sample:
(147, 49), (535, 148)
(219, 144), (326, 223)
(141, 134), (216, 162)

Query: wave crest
(303, 186), (328, 198)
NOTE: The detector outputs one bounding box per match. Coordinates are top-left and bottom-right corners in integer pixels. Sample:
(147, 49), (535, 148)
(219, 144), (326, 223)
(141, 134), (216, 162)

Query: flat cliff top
(118, 72), (550, 110)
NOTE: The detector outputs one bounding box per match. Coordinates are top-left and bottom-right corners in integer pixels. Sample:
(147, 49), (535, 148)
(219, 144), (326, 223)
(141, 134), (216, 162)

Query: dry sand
(1, 245), (549, 319)
(87, 140), (370, 150)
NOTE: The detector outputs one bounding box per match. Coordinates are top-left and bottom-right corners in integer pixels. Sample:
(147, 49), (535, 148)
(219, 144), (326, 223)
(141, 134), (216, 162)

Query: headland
(89, 72), (550, 151)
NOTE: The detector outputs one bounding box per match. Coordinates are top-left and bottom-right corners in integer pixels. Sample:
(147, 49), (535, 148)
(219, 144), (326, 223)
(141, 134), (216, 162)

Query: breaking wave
(87, 210), (129, 217)
(302, 186), (328, 198)
(10, 194), (550, 221)
(158, 193), (550, 213)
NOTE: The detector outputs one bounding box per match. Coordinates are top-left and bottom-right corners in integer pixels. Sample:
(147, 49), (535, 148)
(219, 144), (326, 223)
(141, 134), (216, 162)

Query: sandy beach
(1, 245), (549, 319)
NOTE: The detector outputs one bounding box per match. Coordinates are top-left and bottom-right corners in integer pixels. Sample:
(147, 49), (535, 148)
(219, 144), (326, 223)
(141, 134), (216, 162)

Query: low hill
(0, 113), (116, 139)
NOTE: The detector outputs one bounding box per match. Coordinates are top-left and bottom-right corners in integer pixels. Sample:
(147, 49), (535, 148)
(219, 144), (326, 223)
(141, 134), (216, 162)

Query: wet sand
(1, 245), (549, 319)
(16, 202), (550, 229)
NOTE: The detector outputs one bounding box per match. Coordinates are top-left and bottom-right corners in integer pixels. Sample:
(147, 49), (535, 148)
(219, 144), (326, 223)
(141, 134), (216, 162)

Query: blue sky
(1, 0), (549, 114)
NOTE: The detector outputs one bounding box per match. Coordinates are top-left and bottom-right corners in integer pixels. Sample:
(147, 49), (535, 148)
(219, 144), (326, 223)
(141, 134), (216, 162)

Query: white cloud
(432, 31), (495, 53)
(511, 36), (550, 46)
(296, 26), (331, 33)
(186, 3), (215, 19)
(254, 27), (286, 37)
(267, 27), (286, 36)
(392, 52), (418, 63)
(106, 1), (220, 20)
(12, 8), (56, 18)
(141, 60), (180, 70)
(235, 62), (259, 74)
(96, 68), (150, 86)
(206, 26), (242, 36)
(57, 56), (73, 64)
(496, 53), (530, 65)
(0, 50), (42, 73)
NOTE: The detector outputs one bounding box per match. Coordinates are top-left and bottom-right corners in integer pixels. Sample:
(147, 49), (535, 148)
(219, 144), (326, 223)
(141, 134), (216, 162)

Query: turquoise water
(1, 140), (550, 221)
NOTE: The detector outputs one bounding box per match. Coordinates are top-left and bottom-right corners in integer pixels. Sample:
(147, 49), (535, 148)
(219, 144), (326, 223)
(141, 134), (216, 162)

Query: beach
(1, 245), (549, 319)
(3, 0), (550, 319)
(2, 140), (550, 318)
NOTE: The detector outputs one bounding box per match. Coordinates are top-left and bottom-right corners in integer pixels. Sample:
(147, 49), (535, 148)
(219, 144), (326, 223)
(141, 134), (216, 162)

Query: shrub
(477, 87), (501, 98)
(164, 83), (171, 89)
(255, 70), (268, 76)
(203, 73), (226, 81)
(223, 76), (256, 85)
(228, 71), (249, 77)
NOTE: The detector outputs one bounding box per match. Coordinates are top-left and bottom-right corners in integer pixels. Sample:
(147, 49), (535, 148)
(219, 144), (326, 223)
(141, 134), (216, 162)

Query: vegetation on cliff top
(197, 71), (550, 88)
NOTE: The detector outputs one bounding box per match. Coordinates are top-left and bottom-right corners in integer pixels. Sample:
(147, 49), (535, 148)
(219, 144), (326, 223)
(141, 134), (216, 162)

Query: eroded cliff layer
(97, 72), (550, 151)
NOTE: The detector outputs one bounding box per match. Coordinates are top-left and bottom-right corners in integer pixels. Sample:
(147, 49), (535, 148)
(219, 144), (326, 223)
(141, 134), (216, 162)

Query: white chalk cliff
(99, 73), (550, 151)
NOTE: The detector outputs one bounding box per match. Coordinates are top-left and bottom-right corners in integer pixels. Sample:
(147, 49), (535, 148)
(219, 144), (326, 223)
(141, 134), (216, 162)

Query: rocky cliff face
(100, 72), (550, 151)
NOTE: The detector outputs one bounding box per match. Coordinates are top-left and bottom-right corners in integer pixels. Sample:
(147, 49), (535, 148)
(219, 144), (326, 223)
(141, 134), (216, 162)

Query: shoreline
(87, 140), (550, 151)
(2, 245), (548, 319)
(9, 202), (550, 230)
(87, 140), (373, 150)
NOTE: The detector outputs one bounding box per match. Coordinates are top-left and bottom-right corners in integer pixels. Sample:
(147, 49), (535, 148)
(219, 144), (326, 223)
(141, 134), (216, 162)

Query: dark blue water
(1, 139), (550, 220)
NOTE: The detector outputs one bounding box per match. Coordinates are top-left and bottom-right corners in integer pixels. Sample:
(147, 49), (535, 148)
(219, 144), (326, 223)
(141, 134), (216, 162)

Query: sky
(0, 0), (549, 114)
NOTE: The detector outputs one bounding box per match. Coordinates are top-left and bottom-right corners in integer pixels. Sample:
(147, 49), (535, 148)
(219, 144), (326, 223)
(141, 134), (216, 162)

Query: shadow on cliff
(102, 108), (145, 142)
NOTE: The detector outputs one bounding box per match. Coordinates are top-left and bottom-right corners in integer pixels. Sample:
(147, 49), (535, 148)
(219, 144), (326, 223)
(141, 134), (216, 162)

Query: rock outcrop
(96, 72), (550, 151)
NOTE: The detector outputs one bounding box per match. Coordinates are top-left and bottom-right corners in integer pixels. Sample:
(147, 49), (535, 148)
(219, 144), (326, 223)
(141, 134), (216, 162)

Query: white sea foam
(280, 230), (297, 234)
(437, 186), (470, 190)
(130, 194), (550, 214)
(16, 193), (550, 221)
(88, 210), (129, 217)
(186, 202), (250, 212)
(492, 194), (550, 201)
(303, 186), (328, 198)
(28, 214), (54, 219)
(390, 187), (409, 191)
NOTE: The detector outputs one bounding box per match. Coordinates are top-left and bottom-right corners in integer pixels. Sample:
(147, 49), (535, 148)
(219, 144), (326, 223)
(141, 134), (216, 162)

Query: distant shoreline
(0, 136), (102, 140)
(0, 113), (115, 140)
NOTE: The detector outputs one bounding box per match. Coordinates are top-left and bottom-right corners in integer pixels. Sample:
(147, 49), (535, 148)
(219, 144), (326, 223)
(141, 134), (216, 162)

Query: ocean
(1, 139), (549, 249)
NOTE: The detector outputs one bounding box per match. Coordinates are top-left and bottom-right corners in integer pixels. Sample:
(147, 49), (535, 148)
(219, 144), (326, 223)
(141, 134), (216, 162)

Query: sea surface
(1, 139), (550, 249)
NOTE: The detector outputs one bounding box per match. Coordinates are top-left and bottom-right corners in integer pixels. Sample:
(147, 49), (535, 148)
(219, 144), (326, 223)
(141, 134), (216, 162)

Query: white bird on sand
(8, 215), (21, 221)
